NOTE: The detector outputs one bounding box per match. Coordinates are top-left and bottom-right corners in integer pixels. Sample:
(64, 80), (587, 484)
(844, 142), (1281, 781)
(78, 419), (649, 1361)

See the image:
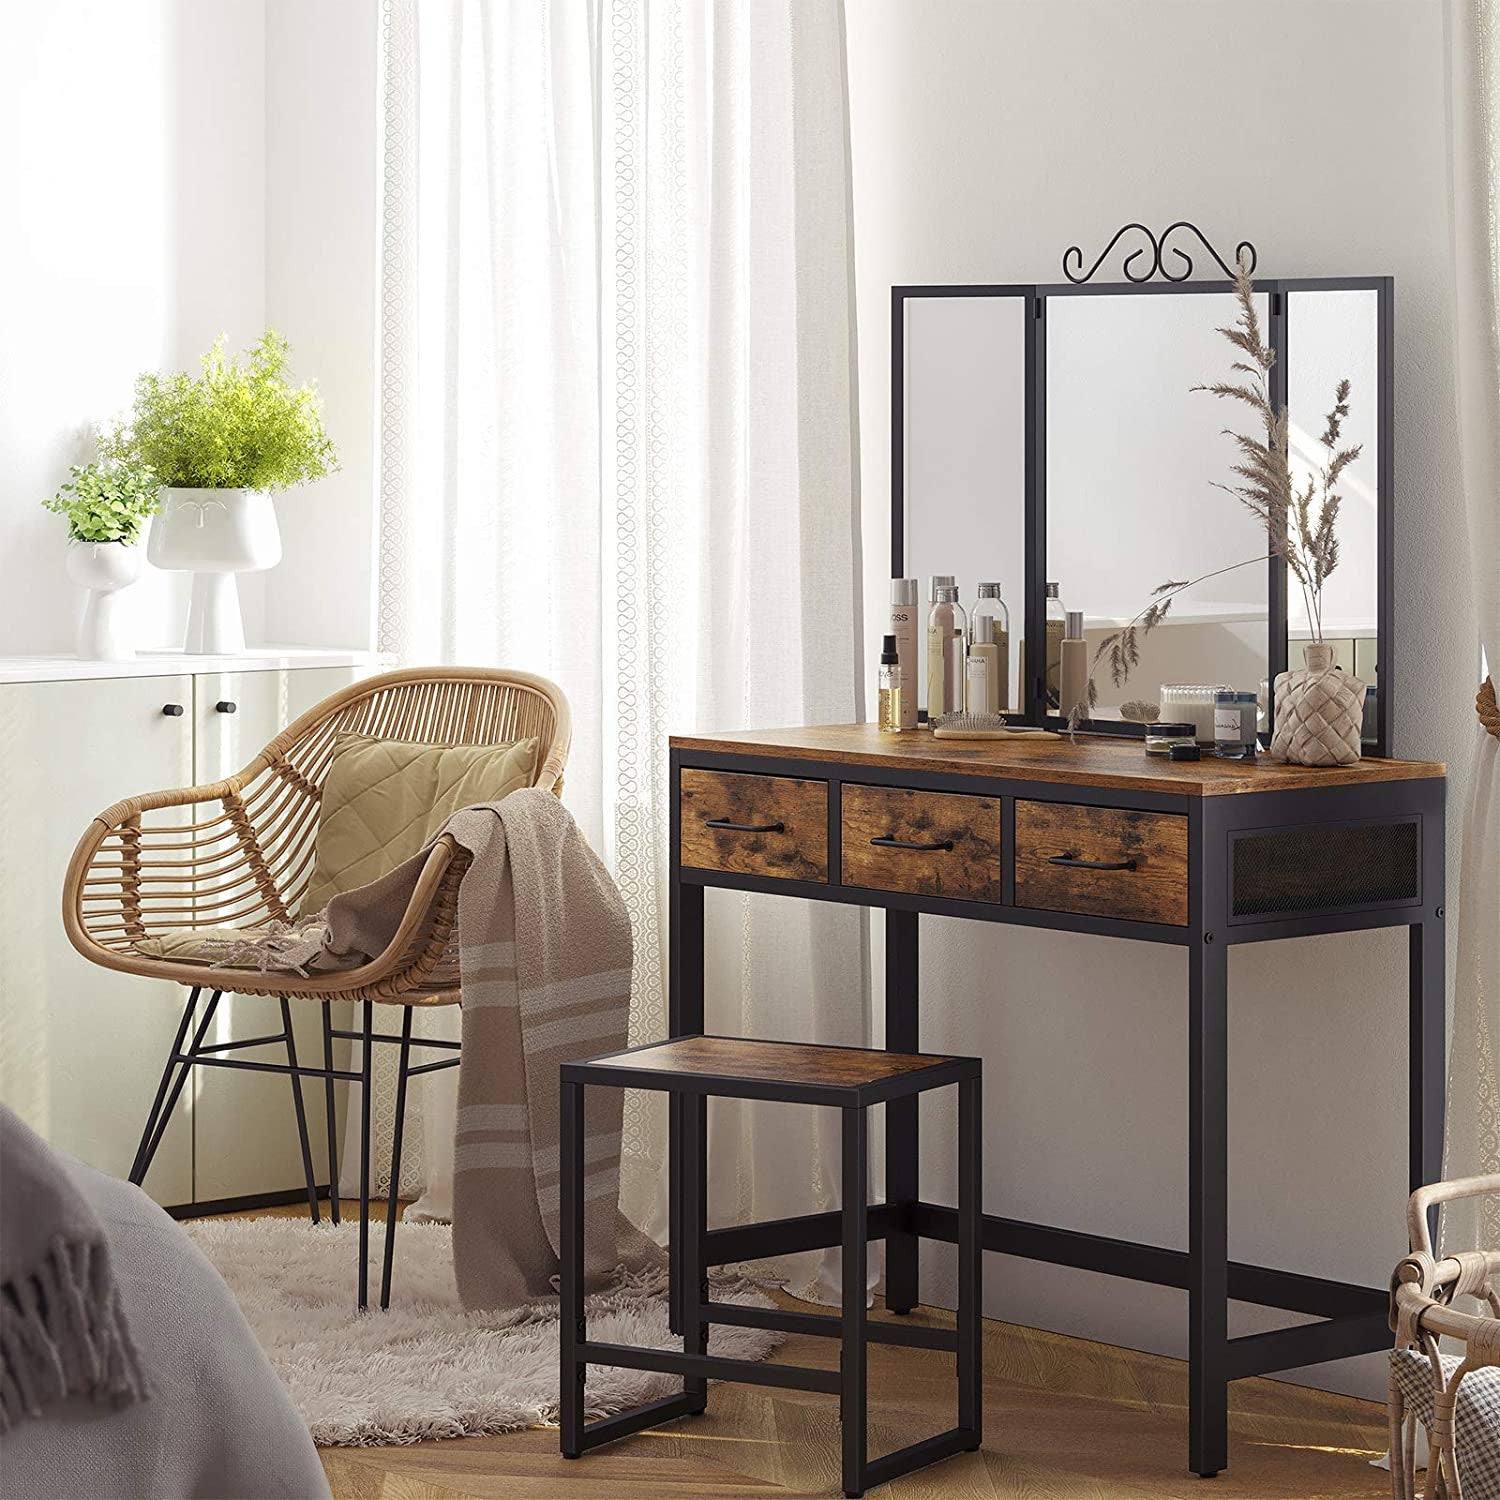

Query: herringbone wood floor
(242, 1203), (1391, 1499)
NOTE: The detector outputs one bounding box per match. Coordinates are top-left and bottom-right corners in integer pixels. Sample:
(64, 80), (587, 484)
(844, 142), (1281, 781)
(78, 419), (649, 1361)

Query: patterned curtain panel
(365, 0), (868, 1298)
(1442, 0), (1500, 1251)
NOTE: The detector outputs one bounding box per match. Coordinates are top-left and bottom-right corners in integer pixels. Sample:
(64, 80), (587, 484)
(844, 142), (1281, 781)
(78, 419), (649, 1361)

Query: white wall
(0, 0), (379, 659)
(846, 0), (1474, 1401)
(0, 1), (269, 655)
(263, 0), (379, 651)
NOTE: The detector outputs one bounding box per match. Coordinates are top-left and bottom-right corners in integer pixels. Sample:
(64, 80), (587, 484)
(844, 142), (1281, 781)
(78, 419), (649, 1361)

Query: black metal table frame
(560, 1040), (983, 1498)
(667, 745), (1446, 1478)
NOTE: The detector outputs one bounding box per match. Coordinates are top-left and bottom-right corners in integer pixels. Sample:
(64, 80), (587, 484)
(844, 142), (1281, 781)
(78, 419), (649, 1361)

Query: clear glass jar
(1144, 723), (1197, 757)
(1213, 690), (1259, 759)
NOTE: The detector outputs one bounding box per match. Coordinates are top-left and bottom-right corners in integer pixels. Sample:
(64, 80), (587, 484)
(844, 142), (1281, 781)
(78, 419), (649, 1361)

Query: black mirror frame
(891, 276), (1394, 758)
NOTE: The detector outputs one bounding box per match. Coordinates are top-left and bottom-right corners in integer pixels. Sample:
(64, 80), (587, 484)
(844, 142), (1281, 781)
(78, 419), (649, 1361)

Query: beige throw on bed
(233, 788), (659, 1310)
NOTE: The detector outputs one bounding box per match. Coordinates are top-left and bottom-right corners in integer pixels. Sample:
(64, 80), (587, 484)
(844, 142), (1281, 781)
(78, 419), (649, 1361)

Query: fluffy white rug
(185, 1216), (780, 1447)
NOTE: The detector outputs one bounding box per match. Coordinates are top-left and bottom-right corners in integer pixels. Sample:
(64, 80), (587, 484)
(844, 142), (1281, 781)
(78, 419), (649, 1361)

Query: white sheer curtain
(360, 0), (868, 1299)
(1441, 0), (1500, 1248)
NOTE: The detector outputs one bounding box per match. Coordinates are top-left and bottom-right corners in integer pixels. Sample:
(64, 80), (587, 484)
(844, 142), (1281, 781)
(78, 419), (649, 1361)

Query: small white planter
(65, 538), (145, 661)
(148, 488), (282, 654)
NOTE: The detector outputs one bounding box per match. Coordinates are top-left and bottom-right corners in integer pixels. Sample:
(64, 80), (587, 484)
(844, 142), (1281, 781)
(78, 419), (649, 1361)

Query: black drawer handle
(161, 703), (184, 717)
(1048, 852), (1137, 871)
(215, 700), (237, 714)
(871, 835), (954, 852)
(705, 817), (785, 834)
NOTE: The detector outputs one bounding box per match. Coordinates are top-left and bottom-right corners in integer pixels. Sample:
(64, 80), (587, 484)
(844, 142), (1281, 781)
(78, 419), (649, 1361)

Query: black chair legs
(321, 1000), (341, 1225)
(281, 997), (321, 1224)
(380, 1005), (414, 1311)
(131, 987), (460, 1311)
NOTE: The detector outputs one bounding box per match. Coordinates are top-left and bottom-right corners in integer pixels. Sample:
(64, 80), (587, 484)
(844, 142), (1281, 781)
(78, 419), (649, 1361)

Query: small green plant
(43, 460), (161, 544)
(103, 330), (338, 491)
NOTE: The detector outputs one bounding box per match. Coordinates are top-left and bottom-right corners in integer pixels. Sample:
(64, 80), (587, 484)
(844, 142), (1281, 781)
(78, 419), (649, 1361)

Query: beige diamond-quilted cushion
(300, 732), (539, 914)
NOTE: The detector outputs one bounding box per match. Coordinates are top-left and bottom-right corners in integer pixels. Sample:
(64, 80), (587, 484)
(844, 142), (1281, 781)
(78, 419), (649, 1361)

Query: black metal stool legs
(841, 1106), (869, 1498)
(321, 1001), (341, 1225)
(559, 1077), (586, 1458)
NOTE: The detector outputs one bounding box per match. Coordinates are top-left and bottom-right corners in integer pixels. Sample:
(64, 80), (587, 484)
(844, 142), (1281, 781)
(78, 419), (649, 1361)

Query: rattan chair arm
(1408, 1175), (1500, 1256)
(62, 833), (467, 1000)
(1394, 1281), (1500, 1366)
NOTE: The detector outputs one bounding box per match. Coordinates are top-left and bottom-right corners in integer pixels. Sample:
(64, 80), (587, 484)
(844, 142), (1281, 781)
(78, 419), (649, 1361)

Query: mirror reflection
(1046, 291), (1270, 722)
(900, 294), (1026, 715)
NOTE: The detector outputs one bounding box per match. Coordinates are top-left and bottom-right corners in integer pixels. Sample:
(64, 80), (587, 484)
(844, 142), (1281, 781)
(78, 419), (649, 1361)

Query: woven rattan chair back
(63, 667), (571, 1002)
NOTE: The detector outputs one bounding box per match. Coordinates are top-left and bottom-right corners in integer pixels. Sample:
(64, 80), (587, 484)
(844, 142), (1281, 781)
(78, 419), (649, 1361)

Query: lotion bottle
(1059, 609), (1089, 721)
(889, 579), (919, 729)
(966, 612), (1001, 714)
(971, 583), (1009, 711)
(925, 575), (956, 719)
(926, 583), (967, 720)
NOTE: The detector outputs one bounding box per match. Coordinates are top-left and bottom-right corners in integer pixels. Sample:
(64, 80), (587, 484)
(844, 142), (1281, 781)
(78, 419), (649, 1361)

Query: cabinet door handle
(1048, 852), (1137, 871)
(215, 700), (238, 714)
(871, 834), (954, 852)
(161, 703), (184, 717)
(704, 817), (785, 834)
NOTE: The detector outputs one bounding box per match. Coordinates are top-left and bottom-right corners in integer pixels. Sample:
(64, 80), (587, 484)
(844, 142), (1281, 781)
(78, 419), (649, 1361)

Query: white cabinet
(190, 667), (355, 1206)
(0, 651), (374, 1211)
(0, 675), (196, 1205)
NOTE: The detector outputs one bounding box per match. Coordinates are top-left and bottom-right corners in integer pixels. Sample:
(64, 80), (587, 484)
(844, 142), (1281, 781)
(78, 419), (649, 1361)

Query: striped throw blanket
(239, 788), (659, 1310)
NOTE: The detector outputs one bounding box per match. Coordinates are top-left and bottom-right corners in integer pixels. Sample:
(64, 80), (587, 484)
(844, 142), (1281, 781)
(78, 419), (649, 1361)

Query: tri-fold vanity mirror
(893, 264), (1392, 755)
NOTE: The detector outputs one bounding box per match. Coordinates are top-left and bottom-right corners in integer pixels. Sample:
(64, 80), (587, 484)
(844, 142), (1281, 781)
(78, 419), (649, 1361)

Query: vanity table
(667, 725), (1445, 1477)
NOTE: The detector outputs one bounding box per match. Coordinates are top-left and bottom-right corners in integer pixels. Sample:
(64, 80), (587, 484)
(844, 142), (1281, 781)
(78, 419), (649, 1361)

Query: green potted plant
(43, 459), (160, 660)
(103, 330), (338, 654)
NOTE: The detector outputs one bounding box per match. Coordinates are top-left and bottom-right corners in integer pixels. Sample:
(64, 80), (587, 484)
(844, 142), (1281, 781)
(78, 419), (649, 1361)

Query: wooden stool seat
(571, 1034), (964, 1103)
(558, 1034), (983, 1498)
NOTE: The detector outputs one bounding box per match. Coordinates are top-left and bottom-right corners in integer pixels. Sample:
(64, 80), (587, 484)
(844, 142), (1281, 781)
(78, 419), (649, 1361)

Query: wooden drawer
(679, 769), (828, 881)
(1014, 801), (1188, 925)
(841, 785), (1001, 903)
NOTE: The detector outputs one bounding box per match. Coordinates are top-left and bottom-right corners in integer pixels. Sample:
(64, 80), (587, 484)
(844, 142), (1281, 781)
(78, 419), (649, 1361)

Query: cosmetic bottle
(1059, 610), (1088, 721)
(1045, 582), (1066, 708)
(888, 579), (919, 729)
(971, 582), (1009, 711)
(925, 576), (956, 720)
(878, 635), (903, 733)
(926, 584), (967, 720)
(966, 613), (1001, 714)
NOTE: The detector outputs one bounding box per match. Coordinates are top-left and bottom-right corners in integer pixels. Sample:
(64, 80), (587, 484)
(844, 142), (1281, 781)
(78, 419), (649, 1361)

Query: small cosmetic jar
(1144, 721), (1198, 757)
(1214, 690), (1259, 759)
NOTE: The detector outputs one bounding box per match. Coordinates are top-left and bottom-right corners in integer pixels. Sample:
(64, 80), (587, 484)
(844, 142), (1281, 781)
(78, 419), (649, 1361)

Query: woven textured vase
(1270, 643), (1366, 766)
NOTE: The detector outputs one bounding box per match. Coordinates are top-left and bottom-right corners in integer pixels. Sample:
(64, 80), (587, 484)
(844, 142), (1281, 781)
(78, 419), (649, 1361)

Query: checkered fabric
(1391, 1348), (1500, 1498)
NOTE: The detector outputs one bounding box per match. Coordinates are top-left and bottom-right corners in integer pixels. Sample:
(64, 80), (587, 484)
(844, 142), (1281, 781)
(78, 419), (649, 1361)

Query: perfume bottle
(1045, 581), (1066, 709)
(926, 584), (967, 720)
(971, 582), (1009, 711)
(878, 634), (903, 732)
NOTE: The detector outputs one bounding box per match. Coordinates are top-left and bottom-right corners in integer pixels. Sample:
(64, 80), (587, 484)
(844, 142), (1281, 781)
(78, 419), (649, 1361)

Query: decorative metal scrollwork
(1061, 221), (1257, 284)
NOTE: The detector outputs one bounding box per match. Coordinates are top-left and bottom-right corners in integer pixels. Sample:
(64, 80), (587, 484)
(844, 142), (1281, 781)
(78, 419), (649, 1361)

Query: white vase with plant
(103, 330), (337, 654)
(44, 460), (161, 661)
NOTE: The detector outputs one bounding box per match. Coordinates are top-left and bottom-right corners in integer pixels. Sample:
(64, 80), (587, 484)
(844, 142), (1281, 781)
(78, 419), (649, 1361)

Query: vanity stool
(559, 1035), (982, 1499)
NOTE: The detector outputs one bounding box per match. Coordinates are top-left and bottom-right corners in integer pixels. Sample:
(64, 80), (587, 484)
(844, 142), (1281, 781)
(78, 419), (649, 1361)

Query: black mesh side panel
(1231, 820), (1420, 919)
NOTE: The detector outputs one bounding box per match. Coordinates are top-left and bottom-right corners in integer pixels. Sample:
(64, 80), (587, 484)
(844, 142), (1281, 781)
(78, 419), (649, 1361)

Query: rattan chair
(62, 667), (571, 1309)
(1389, 1175), (1500, 1499)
